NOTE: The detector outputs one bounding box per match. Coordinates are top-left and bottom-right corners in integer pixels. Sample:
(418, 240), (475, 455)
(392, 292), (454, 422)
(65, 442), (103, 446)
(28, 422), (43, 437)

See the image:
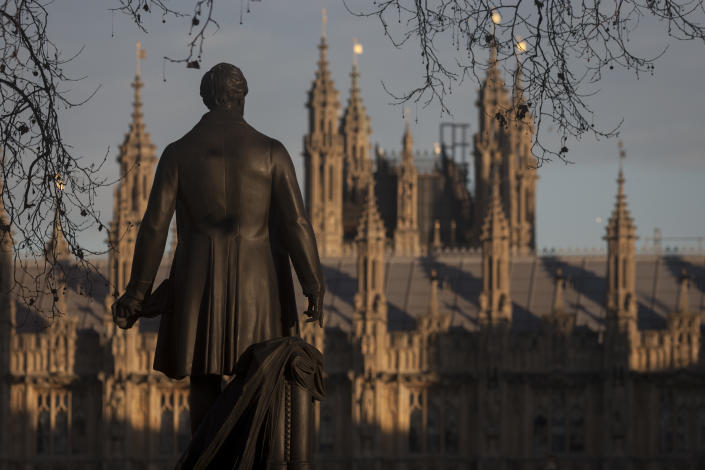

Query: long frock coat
(125, 108), (325, 379)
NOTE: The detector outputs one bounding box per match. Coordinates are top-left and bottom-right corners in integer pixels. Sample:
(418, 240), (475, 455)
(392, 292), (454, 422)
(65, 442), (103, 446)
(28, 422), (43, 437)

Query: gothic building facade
(0, 32), (704, 470)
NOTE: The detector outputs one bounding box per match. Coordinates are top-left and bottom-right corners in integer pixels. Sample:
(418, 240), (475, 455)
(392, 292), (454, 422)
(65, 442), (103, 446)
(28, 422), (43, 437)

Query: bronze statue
(111, 63), (326, 467)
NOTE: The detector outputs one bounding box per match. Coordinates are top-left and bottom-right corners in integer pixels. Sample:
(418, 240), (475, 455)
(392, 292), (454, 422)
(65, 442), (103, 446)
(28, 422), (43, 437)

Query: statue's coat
(126, 108), (324, 379)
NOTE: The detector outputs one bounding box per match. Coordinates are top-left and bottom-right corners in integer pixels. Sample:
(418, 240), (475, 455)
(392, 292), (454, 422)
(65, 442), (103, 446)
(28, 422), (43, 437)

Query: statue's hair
(200, 63), (248, 110)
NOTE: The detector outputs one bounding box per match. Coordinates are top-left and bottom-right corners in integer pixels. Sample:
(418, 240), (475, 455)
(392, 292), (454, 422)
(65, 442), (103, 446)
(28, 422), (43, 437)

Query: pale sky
(49, 1), (705, 254)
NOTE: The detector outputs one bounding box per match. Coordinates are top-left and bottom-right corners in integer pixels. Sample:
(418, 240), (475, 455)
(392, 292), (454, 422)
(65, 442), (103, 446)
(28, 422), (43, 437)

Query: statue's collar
(201, 108), (246, 123)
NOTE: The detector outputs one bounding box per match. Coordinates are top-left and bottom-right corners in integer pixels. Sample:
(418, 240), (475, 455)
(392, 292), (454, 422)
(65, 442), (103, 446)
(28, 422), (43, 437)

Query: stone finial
(552, 268), (565, 314)
(429, 269), (439, 316)
(46, 204), (71, 264)
(677, 269), (690, 314)
(432, 219), (442, 250)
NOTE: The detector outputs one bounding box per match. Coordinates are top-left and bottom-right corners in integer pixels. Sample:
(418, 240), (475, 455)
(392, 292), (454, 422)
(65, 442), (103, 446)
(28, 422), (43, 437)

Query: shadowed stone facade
(0, 36), (704, 470)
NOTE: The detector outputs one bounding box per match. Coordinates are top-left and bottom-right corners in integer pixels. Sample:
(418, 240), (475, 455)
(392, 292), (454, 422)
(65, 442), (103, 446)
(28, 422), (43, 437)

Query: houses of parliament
(0, 25), (704, 470)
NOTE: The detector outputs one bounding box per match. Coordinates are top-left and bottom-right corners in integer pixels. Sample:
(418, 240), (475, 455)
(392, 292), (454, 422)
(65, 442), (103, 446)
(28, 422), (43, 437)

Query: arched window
(533, 413), (548, 454)
(71, 411), (86, 455)
(176, 408), (190, 453)
(409, 407), (423, 453)
(328, 166), (334, 201)
(568, 407), (584, 453)
(551, 402), (566, 453)
(37, 408), (50, 454)
(660, 405), (674, 453)
(675, 407), (687, 452)
(697, 407), (705, 451)
(622, 258), (628, 288)
(53, 408), (68, 454)
(160, 407), (174, 454)
(444, 403), (459, 454)
(159, 406), (174, 454)
(426, 401), (441, 453)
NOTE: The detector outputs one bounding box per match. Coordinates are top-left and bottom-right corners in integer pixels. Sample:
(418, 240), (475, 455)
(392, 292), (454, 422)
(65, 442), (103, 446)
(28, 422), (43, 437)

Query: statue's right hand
(111, 293), (142, 330)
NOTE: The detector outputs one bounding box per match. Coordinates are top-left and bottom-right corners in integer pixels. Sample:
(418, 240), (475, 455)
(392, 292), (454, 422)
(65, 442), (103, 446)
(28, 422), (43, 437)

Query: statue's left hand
(304, 287), (325, 328)
(111, 293), (142, 330)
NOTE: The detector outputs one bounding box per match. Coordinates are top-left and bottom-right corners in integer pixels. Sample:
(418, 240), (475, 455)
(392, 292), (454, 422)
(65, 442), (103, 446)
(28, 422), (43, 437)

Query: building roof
(11, 252), (704, 337)
(294, 252), (705, 334)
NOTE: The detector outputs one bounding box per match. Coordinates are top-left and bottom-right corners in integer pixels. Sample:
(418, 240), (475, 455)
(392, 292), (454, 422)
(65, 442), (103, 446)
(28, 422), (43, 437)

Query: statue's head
(200, 63), (248, 111)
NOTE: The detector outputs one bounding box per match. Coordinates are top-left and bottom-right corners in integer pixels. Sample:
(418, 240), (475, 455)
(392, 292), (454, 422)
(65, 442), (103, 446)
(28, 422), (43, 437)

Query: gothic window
(159, 408), (174, 453)
(551, 401), (566, 453)
(54, 407), (68, 454)
(426, 400), (441, 453)
(71, 410), (86, 455)
(659, 404), (674, 454)
(533, 412), (548, 453)
(37, 402), (51, 454)
(409, 406), (423, 453)
(621, 258), (627, 288)
(697, 407), (705, 450)
(408, 390), (459, 455)
(444, 402), (459, 454)
(328, 166), (334, 201)
(319, 401), (334, 453)
(35, 390), (71, 455)
(568, 406), (585, 453)
(132, 178), (139, 211)
(159, 389), (190, 455)
(534, 396), (581, 456)
(177, 407), (190, 453)
(675, 407), (687, 452)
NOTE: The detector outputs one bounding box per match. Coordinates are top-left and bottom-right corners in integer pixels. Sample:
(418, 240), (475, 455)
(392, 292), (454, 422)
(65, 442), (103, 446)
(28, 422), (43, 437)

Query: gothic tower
(393, 119), (420, 256)
(107, 42), (157, 304)
(604, 145), (638, 366)
(473, 42), (510, 243)
(666, 271), (701, 367)
(353, 180), (388, 372)
(340, 38), (373, 237)
(45, 204), (71, 316)
(506, 59), (537, 254)
(478, 170), (512, 326)
(473, 44), (537, 254)
(352, 179), (388, 456)
(303, 10), (344, 257)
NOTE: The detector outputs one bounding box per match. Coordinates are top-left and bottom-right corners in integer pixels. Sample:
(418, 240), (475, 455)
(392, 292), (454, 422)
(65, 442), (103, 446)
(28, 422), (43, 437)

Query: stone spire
(432, 219), (442, 251)
(429, 269), (439, 316)
(507, 56), (537, 255)
(604, 142), (638, 329)
(473, 38), (511, 243)
(551, 268), (565, 314)
(478, 168), (512, 325)
(107, 42), (158, 303)
(341, 38), (372, 206)
(543, 268), (576, 335)
(393, 118), (420, 256)
(417, 269), (451, 335)
(303, 12), (344, 257)
(45, 202), (71, 265)
(353, 179), (388, 374)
